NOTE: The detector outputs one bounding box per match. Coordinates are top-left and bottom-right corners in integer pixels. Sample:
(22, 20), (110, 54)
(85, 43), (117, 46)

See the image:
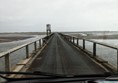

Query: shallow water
(0, 35), (45, 71)
(74, 39), (118, 69)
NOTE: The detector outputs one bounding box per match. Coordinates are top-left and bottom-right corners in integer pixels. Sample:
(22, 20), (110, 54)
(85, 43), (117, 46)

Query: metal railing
(62, 34), (118, 72)
(0, 36), (48, 72)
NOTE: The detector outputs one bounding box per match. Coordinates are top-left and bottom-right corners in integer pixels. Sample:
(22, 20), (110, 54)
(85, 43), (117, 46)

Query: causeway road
(27, 33), (106, 75)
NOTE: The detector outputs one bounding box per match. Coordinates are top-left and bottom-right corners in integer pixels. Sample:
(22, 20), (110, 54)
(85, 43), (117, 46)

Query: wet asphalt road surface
(27, 33), (106, 75)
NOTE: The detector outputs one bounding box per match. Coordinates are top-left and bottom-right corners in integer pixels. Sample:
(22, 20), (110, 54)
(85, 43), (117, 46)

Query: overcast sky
(0, 0), (118, 32)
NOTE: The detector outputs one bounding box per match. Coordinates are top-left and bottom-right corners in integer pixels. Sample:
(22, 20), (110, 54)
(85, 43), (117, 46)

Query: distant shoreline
(0, 32), (46, 35)
(0, 32), (45, 43)
(0, 36), (33, 43)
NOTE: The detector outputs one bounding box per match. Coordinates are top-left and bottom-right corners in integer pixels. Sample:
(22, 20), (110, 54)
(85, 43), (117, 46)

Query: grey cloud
(0, 0), (118, 32)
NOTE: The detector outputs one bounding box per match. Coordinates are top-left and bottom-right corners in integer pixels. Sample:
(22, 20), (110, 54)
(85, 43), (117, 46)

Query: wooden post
(5, 54), (10, 72)
(39, 40), (41, 48)
(93, 43), (96, 57)
(77, 38), (79, 46)
(83, 39), (85, 49)
(26, 45), (29, 58)
(34, 41), (37, 51)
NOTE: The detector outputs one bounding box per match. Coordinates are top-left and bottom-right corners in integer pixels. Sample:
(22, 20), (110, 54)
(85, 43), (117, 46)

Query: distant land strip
(0, 32), (46, 43)
(0, 36), (33, 43)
